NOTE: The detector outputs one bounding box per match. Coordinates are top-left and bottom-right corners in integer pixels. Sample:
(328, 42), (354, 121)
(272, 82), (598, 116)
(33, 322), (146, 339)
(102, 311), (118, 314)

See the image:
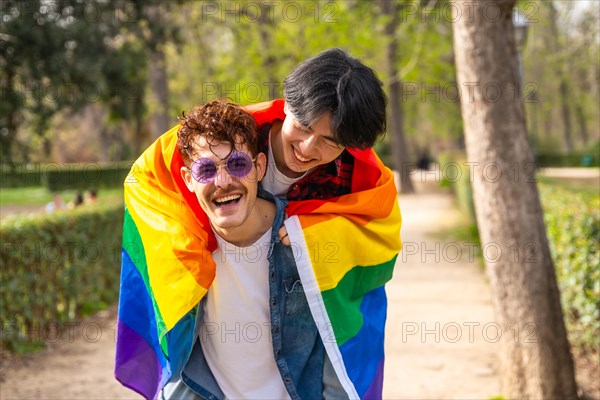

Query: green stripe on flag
(321, 255), (397, 346)
(122, 207), (169, 357)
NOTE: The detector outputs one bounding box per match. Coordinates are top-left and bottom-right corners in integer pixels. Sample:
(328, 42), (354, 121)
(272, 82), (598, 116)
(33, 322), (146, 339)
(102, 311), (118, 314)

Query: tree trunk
(149, 47), (170, 140)
(381, 0), (415, 194)
(90, 106), (110, 162)
(547, 3), (573, 153)
(558, 79), (573, 152)
(258, 3), (278, 100)
(2, 65), (18, 167)
(451, 1), (577, 398)
(142, 4), (170, 141)
(574, 102), (589, 146)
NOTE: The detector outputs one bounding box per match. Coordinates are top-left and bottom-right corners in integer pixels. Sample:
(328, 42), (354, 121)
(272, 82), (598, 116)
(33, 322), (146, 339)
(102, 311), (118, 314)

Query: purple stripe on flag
(362, 357), (384, 400)
(115, 319), (163, 400)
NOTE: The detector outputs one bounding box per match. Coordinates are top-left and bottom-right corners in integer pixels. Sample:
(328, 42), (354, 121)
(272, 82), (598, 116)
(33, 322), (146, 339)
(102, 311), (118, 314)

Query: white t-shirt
(200, 228), (290, 400)
(260, 135), (308, 197)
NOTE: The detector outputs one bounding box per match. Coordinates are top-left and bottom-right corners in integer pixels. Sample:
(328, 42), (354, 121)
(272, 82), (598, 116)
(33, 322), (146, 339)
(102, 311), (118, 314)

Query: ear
(255, 152), (267, 182)
(283, 101), (289, 115)
(180, 166), (194, 192)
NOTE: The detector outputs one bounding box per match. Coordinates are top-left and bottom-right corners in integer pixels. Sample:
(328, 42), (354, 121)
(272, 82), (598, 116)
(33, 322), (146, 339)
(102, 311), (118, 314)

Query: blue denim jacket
(164, 191), (331, 400)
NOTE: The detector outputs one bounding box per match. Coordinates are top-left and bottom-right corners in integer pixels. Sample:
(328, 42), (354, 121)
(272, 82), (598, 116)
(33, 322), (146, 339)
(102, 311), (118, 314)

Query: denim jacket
(165, 191), (330, 400)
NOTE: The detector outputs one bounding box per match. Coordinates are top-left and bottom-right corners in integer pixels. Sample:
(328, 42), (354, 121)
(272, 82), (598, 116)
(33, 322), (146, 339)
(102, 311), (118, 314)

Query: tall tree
(138, 2), (172, 140)
(380, 0), (415, 193)
(254, 2), (279, 100)
(451, 0), (577, 398)
(524, 1), (599, 152)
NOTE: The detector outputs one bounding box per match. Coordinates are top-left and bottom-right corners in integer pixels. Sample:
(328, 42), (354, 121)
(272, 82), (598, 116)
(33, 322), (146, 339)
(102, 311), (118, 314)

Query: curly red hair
(177, 100), (259, 166)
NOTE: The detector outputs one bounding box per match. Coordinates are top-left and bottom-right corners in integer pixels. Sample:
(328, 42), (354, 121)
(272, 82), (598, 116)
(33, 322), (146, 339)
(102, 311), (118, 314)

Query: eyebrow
(297, 120), (340, 144)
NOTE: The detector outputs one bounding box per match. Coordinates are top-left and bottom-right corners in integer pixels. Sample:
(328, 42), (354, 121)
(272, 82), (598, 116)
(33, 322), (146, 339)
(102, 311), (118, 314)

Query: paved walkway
(1, 188), (501, 399)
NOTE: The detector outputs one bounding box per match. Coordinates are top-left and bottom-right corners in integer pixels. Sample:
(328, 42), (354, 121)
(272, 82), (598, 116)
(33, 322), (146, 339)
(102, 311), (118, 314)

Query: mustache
(211, 185), (247, 198)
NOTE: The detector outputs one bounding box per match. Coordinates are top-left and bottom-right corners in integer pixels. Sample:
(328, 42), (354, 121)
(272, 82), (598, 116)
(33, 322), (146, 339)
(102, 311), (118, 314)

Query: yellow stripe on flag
(300, 201), (401, 292)
(124, 126), (212, 331)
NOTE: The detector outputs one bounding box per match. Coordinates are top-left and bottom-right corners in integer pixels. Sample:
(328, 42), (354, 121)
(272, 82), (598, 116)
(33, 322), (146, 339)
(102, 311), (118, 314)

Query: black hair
(283, 48), (387, 149)
(74, 191), (84, 206)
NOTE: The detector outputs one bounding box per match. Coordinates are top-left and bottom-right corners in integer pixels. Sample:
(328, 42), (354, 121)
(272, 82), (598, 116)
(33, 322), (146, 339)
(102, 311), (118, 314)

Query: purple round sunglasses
(191, 151), (257, 183)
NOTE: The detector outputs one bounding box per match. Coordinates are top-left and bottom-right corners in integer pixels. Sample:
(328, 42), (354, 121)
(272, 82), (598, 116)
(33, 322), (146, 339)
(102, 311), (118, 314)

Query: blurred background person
(44, 193), (65, 213)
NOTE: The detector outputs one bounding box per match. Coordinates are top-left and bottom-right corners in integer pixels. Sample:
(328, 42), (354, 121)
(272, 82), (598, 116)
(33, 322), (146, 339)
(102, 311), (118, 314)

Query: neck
(270, 122), (305, 179)
(211, 198), (275, 247)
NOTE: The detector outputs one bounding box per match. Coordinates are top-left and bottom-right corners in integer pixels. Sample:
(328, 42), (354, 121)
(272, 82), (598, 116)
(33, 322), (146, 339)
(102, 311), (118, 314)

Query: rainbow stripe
(114, 101), (401, 400)
(285, 147), (401, 398)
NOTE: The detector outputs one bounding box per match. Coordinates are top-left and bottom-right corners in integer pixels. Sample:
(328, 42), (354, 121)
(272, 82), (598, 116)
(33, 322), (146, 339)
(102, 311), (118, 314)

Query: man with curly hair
(161, 100), (326, 399)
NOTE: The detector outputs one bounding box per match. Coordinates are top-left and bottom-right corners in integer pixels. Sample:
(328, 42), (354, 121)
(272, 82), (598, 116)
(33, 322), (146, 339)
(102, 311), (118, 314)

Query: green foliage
(0, 0), (189, 164)
(399, 0), (463, 147)
(539, 184), (600, 352)
(5, 0), (596, 166)
(0, 204), (124, 350)
(0, 0), (148, 164)
(523, 1), (600, 153)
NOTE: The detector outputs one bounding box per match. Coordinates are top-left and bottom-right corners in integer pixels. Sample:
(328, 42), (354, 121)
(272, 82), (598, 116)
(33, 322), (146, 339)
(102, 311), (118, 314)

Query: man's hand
(279, 225), (291, 246)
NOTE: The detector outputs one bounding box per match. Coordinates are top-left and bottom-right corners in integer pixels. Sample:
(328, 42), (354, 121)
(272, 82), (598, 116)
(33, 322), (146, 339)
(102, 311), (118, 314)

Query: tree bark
(381, 0), (415, 194)
(142, 4), (170, 141)
(574, 102), (588, 146)
(258, 3), (278, 100)
(149, 46), (170, 140)
(451, 1), (577, 398)
(558, 78), (573, 151)
(547, 3), (573, 152)
(2, 64), (18, 166)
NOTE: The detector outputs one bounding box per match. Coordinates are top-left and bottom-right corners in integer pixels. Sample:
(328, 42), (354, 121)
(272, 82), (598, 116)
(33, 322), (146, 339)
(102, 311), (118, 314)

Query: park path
(383, 187), (500, 399)
(1, 184), (501, 399)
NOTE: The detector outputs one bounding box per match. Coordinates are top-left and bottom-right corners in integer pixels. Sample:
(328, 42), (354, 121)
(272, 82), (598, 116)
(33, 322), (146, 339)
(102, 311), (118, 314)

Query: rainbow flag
(115, 101), (402, 400)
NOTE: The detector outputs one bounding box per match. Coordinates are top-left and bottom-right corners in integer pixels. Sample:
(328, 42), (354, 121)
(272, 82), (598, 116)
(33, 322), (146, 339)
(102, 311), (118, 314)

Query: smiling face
(181, 136), (266, 234)
(272, 103), (345, 178)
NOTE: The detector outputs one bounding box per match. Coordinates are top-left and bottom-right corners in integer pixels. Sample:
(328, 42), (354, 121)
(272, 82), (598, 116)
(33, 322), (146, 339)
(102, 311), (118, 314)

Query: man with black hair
(257, 48), (388, 201)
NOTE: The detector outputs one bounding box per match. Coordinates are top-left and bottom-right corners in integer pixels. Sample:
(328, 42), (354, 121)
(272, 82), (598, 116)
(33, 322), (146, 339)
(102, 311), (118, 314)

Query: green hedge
(438, 155), (476, 225)
(0, 204), (124, 350)
(540, 184), (600, 352)
(1, 162), (133, 190)
(535, 152), (599, 168)
(0, 170), (44, 187)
